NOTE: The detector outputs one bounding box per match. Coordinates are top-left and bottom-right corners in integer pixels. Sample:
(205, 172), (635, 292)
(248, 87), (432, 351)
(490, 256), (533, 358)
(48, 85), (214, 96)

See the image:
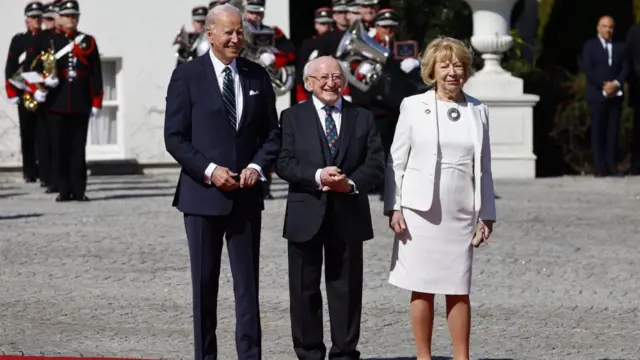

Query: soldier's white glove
(356, 61), (375, 76)
(34, 89), (47, 102)
(258, 52), (276, 67)
(91, 107), (100, 117)
(400, 58), (420, 73)
(8, 97), (19, 105)
(44, 76), (59, 88)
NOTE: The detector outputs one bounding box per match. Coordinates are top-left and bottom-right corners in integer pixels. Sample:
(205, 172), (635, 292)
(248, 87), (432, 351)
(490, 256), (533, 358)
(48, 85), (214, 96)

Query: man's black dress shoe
(55, 194), (72, 202)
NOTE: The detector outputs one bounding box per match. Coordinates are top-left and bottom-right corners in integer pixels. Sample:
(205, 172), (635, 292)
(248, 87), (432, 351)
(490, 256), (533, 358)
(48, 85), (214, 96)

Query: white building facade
(0, 0), (291, 169)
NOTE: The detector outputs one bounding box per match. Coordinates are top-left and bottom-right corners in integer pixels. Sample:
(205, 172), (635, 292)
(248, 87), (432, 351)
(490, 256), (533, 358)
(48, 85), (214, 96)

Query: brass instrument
(335, 19), (391, 92)
(241, 22), (295, 96)
(23, 45), (57, 112)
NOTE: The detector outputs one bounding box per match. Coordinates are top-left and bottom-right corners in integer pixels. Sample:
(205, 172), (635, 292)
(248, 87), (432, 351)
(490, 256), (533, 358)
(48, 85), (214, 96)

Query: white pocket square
(249, 90), (260, 96)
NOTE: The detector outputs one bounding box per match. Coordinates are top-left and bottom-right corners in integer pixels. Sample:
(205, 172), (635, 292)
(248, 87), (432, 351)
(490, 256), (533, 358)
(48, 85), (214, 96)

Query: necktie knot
(223, 66), (232, 76)
(323, 105), (334, 115)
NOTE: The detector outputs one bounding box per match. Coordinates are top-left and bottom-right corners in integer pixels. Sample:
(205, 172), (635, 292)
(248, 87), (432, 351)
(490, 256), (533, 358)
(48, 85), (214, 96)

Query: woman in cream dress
(383, 37), (497, 360)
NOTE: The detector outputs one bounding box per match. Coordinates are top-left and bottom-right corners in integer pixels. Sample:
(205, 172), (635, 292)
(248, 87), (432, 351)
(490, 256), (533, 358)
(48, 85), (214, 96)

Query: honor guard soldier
(175, 6), (207, 67)
(244, 0), (297, 72)
(27, 0), (103, 202)
(347, 0), (361, 25)
(4, 1), (44, 183)
(41, 2), (56, 30)
(36, 1), (62, 192)
(332, 0), (350, 31)
(356, 0), (380, 37)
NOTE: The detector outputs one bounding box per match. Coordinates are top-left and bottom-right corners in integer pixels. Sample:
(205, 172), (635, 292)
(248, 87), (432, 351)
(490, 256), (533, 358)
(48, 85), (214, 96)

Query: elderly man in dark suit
(163, 4), (280, 360)
(580, 15), (629, 177)
(276, 55), (385, 360)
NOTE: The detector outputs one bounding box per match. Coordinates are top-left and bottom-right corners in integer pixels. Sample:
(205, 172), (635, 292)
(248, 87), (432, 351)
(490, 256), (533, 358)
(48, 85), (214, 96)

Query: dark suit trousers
(288, 212), (363, 360)
(184, 206), (262, 360)
(49, 112), (90, 198)
(36, 111), (54, 187)
(589, 97), (622, 174)
(17, 104), (39, 179)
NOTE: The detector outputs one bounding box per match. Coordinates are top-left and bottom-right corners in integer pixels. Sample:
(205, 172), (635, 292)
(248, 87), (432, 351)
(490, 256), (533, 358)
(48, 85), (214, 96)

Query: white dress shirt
(204, 51), (264, 184)
(311, 96), (357, 193)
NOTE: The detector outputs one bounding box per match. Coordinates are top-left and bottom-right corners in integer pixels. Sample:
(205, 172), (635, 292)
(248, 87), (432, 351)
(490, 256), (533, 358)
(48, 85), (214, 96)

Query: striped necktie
(222, 66), (237, 130)
(323, 105), (338, 156)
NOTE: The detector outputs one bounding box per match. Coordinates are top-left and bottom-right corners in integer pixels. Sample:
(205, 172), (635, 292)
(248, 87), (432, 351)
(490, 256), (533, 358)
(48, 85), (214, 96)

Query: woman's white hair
(205, 3), (241, 30)
(302, 56), (347, 92)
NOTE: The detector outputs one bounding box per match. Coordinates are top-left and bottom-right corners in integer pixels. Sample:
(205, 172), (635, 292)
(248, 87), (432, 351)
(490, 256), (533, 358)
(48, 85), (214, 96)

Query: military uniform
(175, 6), (207, 67)
(28, 0), (103, 202)
(34, 1), (62, 192)
(356, 0), (379, 37)
(4, 2), (44, 183)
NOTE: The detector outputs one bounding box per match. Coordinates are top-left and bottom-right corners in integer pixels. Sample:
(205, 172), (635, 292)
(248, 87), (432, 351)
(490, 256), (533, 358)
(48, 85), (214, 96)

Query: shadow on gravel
(89, 185), (176, 192)
(92, 192), (172, 201)
(88, 179), (172, 186)
(0, 213), (43, 220)
(0, 192), (28, 199)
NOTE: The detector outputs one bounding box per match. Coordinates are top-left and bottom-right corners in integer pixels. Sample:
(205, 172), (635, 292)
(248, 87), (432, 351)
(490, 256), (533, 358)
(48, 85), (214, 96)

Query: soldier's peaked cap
(246, 0), (266, 13)
(314, 7), (334, 24)
(332, 0), (349, 12)
(25, 1), (44, 17)
(57, 0), (80, 16)
(42, 3), (56, 19)
(375, 8), (399, 27)
(208, 0), (228, 9)
(192, 6), (207, 21)
(356, 0), (380, 5)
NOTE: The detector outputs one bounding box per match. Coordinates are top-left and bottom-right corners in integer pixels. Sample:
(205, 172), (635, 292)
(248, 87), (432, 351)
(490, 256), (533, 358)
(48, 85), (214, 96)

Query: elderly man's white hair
(303, 56), (348, 92)
(205, 3), (242, 29)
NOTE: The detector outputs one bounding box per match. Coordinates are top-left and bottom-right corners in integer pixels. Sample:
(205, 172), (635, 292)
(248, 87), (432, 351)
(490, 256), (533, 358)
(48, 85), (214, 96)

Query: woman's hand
(389, 210), (407, 235)
(478, 220), (494, 241)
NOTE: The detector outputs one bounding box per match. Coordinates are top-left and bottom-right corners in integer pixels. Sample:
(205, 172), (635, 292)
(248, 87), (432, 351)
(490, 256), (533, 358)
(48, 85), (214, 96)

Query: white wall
(0, 0), (290, 168)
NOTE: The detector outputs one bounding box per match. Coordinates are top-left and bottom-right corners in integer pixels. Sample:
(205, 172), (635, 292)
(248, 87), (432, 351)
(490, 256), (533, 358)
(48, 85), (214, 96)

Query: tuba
(335, 19), (391, 92)
(241, 22), (294, 96)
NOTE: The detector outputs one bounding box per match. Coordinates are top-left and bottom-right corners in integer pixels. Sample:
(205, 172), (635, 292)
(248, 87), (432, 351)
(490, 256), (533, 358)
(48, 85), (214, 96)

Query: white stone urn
(465, 0), (519, 75)
(463, 0), (540, 179)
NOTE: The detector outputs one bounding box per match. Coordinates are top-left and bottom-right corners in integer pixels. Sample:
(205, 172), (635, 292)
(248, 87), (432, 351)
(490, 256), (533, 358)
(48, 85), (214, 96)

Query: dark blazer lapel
(305, 100), (332, 166)
(335, 101), (356, 165)
(237, 60), (252, 132)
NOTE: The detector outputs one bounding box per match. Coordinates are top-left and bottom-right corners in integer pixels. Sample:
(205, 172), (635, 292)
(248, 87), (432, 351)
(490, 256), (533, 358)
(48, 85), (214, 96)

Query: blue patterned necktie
(222, 66), (237, 130)
(323, 105), (338, 156)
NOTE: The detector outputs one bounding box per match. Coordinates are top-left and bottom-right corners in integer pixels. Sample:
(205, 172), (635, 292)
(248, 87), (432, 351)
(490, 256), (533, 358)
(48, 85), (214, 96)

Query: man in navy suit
(163, 4), (280, 360)
(580, 15), (629, 177)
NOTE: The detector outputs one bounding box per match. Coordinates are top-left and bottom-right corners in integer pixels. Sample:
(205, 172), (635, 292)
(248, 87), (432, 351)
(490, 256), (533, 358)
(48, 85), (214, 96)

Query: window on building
(89, 58), (120, 146)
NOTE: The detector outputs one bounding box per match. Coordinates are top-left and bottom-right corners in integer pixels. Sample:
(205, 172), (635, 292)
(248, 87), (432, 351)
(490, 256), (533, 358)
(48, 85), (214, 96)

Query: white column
(464, 0), (540, 179)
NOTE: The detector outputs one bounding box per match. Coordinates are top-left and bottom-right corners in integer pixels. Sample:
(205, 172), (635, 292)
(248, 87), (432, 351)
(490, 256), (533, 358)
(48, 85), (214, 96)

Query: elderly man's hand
(240, 167), (259, 188)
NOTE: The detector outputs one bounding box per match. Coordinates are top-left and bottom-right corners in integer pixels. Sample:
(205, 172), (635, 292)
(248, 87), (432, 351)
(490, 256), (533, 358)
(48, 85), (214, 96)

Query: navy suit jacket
(580, 37), (629, 103)
(164, 54), (280, 216)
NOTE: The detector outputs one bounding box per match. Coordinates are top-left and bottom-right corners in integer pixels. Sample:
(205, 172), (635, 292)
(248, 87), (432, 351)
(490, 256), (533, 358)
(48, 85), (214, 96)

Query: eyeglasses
(308, 74), (344, 83)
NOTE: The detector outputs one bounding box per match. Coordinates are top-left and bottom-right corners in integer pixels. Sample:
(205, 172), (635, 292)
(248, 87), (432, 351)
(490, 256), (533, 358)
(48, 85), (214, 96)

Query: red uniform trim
(296, 83), (309, 102)
(273, 51), (295, 69)
(5, 81), (18, 98)
(90, 81), (103, 109)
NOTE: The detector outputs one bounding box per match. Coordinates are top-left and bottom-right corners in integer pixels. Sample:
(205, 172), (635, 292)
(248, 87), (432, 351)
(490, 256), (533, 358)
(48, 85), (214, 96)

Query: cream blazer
(383, 89), (497, 222)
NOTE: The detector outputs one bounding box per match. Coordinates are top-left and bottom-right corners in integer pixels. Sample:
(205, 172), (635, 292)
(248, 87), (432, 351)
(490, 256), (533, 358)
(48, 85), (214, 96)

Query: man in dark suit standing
(580, 15), (629, 177)
(163, 4), (280, 360)
(276, 56), (385, 360)
(626, 22), (640, 175)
